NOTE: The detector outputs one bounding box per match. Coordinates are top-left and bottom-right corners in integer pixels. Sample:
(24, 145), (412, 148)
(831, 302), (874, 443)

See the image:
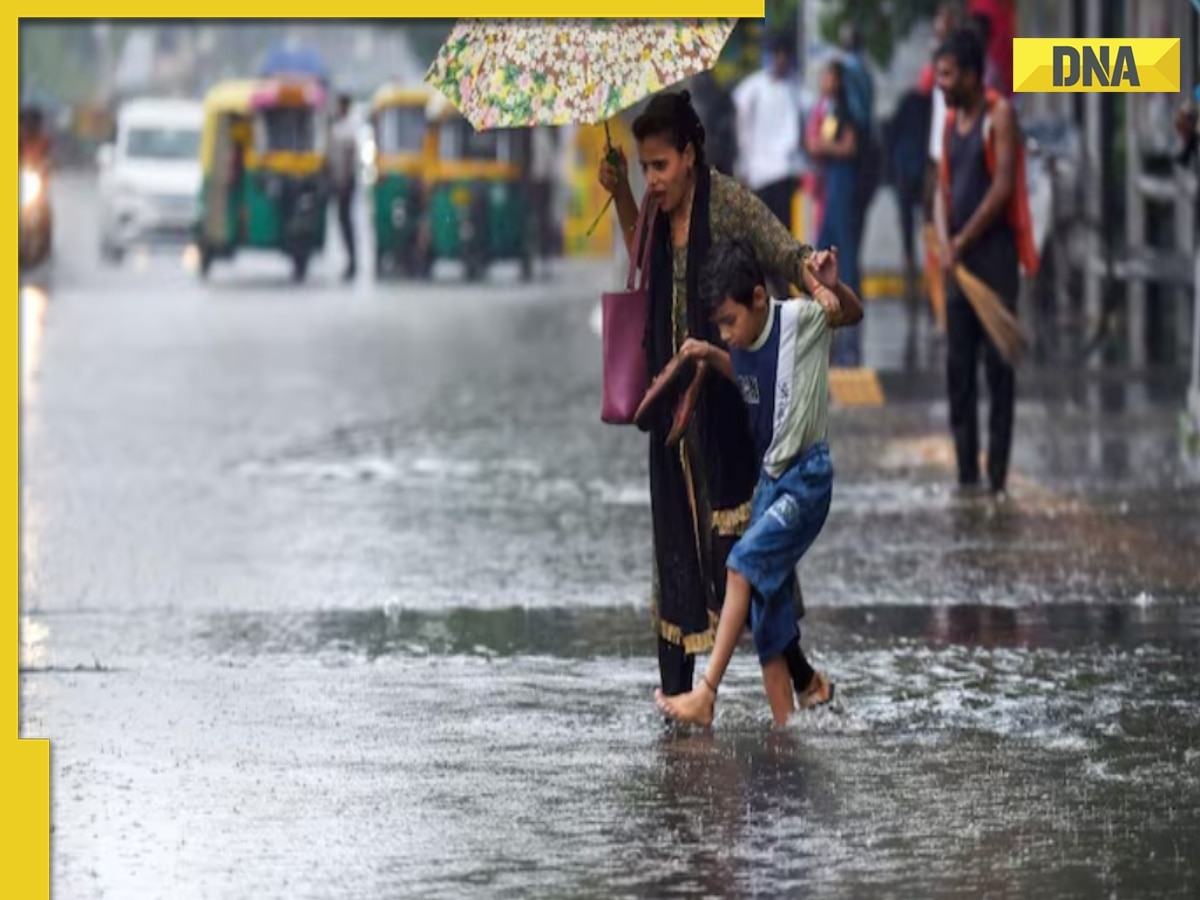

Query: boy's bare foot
(797, 670), (835, 709)
(654, 680), (716, 726)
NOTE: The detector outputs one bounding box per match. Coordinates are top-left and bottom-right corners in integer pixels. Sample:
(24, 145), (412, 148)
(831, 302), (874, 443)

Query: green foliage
(817, 0), (943, 66)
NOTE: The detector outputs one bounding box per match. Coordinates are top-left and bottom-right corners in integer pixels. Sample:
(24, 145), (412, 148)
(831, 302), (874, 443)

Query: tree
(761, 0), (943, 68)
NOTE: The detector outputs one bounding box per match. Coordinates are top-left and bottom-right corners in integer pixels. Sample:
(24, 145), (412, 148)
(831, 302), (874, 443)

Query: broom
(926, 229), (1029, 366)
(952, 263), (1030, 366)
(922, 223), (947, 333)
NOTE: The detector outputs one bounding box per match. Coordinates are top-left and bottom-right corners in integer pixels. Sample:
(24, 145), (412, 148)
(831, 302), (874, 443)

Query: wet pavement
(20, 173), (1200, 899)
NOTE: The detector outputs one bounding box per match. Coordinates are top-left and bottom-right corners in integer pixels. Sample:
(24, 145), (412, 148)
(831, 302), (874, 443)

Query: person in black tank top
(934, 28), (1019, 496)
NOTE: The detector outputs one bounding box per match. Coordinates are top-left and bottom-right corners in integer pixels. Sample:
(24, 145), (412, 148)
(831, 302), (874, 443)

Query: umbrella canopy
(425, 18), (736, 131)
(259, 43), (330, 84)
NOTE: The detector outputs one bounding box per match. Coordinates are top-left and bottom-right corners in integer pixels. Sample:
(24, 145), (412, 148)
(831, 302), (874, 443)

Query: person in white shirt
(732, 35), (802, 234)
(329, 94), (358, 281)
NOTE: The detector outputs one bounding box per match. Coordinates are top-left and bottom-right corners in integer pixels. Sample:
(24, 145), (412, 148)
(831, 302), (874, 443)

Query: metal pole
(1191, 248), (1200, 426)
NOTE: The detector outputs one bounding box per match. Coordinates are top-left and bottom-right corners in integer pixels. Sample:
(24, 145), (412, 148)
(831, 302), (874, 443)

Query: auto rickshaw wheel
(291, 252), (309, 283)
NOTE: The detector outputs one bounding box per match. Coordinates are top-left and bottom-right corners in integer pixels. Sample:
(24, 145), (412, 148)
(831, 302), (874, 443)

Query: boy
(655, 239), (863, 727)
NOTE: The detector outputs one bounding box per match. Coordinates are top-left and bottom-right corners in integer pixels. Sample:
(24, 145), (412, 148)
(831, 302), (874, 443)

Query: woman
(806, 61), (863, 367)
(598, 90), (830, 709)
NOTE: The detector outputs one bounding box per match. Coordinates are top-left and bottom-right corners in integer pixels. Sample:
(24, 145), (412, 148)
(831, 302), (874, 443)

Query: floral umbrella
(425, 18), (737, 132)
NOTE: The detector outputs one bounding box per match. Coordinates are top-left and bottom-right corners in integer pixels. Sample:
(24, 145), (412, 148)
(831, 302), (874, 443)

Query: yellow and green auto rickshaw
(424, 96), (533, 282)
(369, 84), (436, 278)
(195, 78), (329, 281)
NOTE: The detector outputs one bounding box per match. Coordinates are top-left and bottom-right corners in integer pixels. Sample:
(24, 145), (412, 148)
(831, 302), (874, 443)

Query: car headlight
(19, 169), (42, 208)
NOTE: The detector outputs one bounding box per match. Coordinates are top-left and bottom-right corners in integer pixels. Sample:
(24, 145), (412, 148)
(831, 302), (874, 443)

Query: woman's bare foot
(654, 683), (716, 726)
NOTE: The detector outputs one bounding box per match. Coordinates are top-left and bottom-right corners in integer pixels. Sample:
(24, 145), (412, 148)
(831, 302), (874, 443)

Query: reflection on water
(197, 601), (1200, 662)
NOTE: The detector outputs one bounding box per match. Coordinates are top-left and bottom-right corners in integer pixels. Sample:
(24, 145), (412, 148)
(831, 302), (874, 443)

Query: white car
(97, 98), (203, 262)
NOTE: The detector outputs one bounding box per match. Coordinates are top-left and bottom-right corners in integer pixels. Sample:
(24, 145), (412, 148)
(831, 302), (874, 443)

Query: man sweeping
(934, 27), (1035, 498)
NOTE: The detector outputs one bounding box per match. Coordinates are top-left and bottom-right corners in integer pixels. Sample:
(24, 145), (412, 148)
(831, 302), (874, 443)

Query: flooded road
(20, 173), (1200, 898)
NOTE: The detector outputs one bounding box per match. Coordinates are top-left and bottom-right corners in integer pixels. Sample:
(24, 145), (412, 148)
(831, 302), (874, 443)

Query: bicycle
(1024, 121), (1123, 368)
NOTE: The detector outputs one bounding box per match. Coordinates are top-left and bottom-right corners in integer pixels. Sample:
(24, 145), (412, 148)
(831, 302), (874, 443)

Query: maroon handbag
(600, 194), (657, 424)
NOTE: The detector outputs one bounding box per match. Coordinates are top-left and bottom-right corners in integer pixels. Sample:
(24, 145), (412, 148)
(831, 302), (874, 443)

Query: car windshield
(125, 126), (200, 161)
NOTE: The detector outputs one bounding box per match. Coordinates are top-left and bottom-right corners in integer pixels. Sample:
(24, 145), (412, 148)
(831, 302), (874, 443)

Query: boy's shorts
(727, 442), (833, 664)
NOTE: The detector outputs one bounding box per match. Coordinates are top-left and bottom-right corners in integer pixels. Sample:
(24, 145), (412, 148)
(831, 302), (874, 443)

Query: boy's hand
(680, 338), (711, 363)
(807, 247), (840, 290)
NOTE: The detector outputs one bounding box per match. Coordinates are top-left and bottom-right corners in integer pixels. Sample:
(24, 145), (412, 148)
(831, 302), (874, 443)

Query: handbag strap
(625, 192), (657, 291)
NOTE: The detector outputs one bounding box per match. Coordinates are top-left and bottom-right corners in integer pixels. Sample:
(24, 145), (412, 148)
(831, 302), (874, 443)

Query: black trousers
(946, 289), (1016, 491)
(336, 187), (356, 271)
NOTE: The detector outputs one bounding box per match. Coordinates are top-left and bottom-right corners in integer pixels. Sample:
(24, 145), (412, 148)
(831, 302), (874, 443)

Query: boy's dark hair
(632, 89), (707, 167)
(701, 240), (764, 310)
(936, 27), (985, 79)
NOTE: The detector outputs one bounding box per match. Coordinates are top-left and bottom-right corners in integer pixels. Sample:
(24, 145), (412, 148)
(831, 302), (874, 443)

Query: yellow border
(11, 16), (49, 897)
(10, 11), (765, 896)
(16, 4), (765, 15)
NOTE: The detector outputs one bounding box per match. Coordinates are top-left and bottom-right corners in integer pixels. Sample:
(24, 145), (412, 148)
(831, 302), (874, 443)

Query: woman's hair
(824, 58), (846, 88)
(632, 89), (707, 167)
(823, 59), (849, 111)
(702, 240), (764, 309)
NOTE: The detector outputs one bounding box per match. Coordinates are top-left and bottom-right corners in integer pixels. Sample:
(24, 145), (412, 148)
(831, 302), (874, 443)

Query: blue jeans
(726, 443), (833, 663)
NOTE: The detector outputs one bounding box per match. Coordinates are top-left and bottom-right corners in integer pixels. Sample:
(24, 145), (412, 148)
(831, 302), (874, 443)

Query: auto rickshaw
(195, 78), (329, 281)
(424, 95), (533, 282)
(369, 84), (435, 278)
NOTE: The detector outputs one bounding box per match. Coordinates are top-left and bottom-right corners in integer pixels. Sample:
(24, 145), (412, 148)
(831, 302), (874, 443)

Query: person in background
(837, 24), (877, 250)
(806, 59), (863, 367)
(329, 94), (359, 282)
(732, 34), (803, 235)
(837, 24), (874, 148)
(802, 90), (829, 240)
(886, 82), (933, 356)
(935, 27), (1020, 498)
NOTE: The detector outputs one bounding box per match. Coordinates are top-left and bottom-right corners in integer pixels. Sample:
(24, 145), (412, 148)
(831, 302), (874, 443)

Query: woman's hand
(680, 337), (711, 364)
(598, 144), (630, 197)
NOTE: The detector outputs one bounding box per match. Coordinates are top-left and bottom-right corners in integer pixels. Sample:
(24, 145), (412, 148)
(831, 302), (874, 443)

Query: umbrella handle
(587, 119), (621, 237)
(586, 194), (615, 238)
(603, 119), (620, 167)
